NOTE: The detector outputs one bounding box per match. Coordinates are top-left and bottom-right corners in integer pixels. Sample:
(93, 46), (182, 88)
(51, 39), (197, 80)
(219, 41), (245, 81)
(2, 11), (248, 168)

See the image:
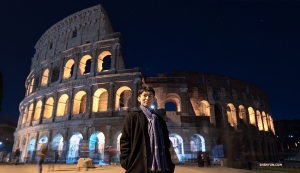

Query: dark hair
(138, 86), (155, 97)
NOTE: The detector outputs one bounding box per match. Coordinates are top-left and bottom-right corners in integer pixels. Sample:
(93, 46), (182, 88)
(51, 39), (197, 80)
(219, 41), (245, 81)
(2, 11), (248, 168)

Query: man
(120, 86), (175, 173)
(13, 148), (20, 165)
(37, 143), (48, 173)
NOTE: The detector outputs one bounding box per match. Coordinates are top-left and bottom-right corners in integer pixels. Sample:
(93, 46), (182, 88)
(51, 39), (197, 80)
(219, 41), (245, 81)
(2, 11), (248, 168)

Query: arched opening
(22, 107), (28, 124)
(214, 103), (223, 128)
(256, 110), (263, 131)
(165, 102), (176, 111)
(262, 111), (268, 131)
(115, 86), (132, 111)
(27, 138), (36, 162)
(51, 66), (60, 83)
(84, 59), (92, 74)
(73, 91), (87, 114)
(98, 51), (111, 72)
(248, 107), (256, 126)
(227, 103), (237, 128)
(29, 78), (34, 94)
(41, 69), (49, 86)
(211, 137), (226, 158)
(26, 103), (34, 122)
(52, 134), (64, 155)
(238, 105), (247, 124)
(37, 136), (48, 151)
(78, 55), (92, 75)
(92, 88), (108, 112)
(33, 76), (40, 91)
(56, 94), (69, 116)
(33, 100), (42, 121)
(165, 93), (181, 112)
(63, 59), (75, 79)
(67, 132), (83, 164)
(169, 133), (184, 162)
(190, 134), (205, 159)
(89, 132), (105, 162)
(116, 133), (122, 157)
(199, 100), (210, 116)
(43, 97), (54, 119)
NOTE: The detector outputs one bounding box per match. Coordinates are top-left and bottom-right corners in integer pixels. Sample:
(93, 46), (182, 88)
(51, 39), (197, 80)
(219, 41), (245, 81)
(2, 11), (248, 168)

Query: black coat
(120, 111), (175, 173)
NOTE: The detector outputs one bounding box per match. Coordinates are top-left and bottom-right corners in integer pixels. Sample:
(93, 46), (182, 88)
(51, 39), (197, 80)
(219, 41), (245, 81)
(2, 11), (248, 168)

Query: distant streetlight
(0, 142), (2, 145)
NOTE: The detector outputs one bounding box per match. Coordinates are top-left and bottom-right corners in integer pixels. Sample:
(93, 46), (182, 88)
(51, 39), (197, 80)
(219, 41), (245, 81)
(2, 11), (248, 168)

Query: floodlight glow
(151, 105), (154, 109)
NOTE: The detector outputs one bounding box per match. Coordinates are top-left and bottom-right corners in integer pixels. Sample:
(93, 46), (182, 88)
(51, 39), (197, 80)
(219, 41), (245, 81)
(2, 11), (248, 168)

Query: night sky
(0, 0), (299, 122)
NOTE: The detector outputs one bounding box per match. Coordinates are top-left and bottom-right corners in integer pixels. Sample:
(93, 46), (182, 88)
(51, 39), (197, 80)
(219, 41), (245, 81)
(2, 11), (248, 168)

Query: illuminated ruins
(13, 5), (277, 167)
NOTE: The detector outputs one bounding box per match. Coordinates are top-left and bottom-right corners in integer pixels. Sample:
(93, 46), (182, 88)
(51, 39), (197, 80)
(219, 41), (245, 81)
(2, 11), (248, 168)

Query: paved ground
(0, 163), (276, 173)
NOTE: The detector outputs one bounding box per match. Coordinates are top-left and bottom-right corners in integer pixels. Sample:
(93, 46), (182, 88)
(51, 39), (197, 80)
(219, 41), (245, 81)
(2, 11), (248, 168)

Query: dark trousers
(37, 157), (44, 173)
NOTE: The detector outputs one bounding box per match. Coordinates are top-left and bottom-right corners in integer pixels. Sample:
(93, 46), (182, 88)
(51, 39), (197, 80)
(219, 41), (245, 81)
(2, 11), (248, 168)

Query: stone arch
(41, 69), (49, 87)
(33, 75), (40, 91)
(165, 93), (181, 112)
(27, 137), (36, 162)
(33, 100), (43, 121)
(92, 88), (108, 112)
(43, 97), (54, 119)
(199, 100), (210, 116)
(169, 133), (184, 162)
(67, 132), (83, 163)
(89, 132), (105, 160)
(98, 51), (112, 72)
(227, 103), (237, 128)
(73, 90), (87, 114)
(256, 110), (263, 131)
(20, 138), (27, 161)
(26, 103), (34, 122)
(29, 78), (34, 94)
(52, 134), (64, 155)
(51, 66), (60, 83)
(262, 111), (268, 131)
(238, 105), (247, 124)
(63, 59), (75, 79)
(78, 55), (92, 75)
(248, 107), (256, 126)
(22, 107), (28, 124)
(115, 86), (132, 110)
(37, 135), (49, 150)
(56, 94), (69, 116)
(214, 103), (223, 128)
(190, 134), (205, 158)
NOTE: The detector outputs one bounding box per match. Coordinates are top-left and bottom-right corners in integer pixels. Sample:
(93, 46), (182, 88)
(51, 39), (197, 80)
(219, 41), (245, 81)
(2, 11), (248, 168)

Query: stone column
(85, 86), (92, 118)
(39, 96), (46, 124)
(180, 88), (188, 115)
(106, 126), (112, 146)
(33, 132), (40, 159)
(112, 43), (120, 69)
(23, 134), (30, 158)
(89, 49), (97, 76)
(132, 78), (140, 111)
(48, 63), (54, 85)
(107, 82), (115, 116)
(52, 92), (59, 122)
(29, 100), (37, 126)
(67, 88), (74, 120)
(73, 54), (80, 79)
(88, 86), (94, 118)
(80, 127), (90, 158)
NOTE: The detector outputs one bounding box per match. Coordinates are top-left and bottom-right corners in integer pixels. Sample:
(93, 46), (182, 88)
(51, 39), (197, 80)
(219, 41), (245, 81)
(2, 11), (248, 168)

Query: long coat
(120, 111), (175, 173)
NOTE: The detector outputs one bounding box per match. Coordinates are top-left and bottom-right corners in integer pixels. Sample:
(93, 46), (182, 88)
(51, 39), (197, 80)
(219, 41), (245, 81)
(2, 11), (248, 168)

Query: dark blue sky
(0, 0), (299, 121)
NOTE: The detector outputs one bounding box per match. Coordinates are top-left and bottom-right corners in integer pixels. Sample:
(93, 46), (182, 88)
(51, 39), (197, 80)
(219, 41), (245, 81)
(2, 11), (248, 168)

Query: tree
(0, 71), (3, 112)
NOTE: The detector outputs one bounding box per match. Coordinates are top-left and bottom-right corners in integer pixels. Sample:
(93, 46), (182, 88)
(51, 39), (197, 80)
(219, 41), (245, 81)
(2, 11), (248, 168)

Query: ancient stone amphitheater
(13, 4), (277, 167)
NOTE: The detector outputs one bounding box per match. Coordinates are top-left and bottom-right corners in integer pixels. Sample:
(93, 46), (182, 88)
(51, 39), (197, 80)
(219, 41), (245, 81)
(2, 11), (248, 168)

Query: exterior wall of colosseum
(13, 4), (277, 167)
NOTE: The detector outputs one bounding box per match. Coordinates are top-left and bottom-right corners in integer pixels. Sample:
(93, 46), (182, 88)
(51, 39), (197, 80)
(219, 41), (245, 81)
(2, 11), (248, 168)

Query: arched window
(256, 110), (263, 131)
(165, 93), (181, 112)
(22, 107), (28, 124)
(73, 91), (87, 114)
(248, 107), (256, 126)
(51, 66), (60, 83)
(33, 100), (42, 121)
(227, 103), (237, 128)
(262, 111), (268, 131)
(199, 100), (210, 116)
(115, 86), (132, 111)
(97, 51), (111, 72)
(92, 88), (108, 112)
(78, 55), (92, 75)
(43, 97), (54, 119)
(63, 59), (75, 79)
(41, 69), (49, 86)
(27, 103), (34, 122)
(238, 105), (247, 124)
(56, 94), (69, 116)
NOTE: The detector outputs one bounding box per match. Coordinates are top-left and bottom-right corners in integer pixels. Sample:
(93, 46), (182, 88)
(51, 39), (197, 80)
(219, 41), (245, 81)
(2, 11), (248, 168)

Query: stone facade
(13, 4), (277, 167)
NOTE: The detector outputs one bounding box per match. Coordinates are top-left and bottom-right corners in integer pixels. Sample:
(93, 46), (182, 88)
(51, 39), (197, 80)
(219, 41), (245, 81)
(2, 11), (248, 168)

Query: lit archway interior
(78, 55), (92, 75)
(27, 103), (34, 122)
(43, 97), (54, 119)
(239, 105), (247, 124)
(56, 94), (69, 116)
(33, 100), (43, 121)
(22, 107), (28, 124)
(67, 132), (83, 164)
(98, 51), (111, 72)
(256, 110), (263, 131)
(73, 91), (87, 114)
(37, 136), (48, 150)
(63, 59), (75, 79)
(89, 132), (105, 160)
(92, 88), (108, 112)
(115, 86), (132, 110)
(52, 134), (64, 155)
(190, 134), (205, 158)
(27, 138), (36, 162)
(165, 93), (181, 112)
(169, 133), (184, 162)
(41, 69), (49, 86)
(199, 100), (210, 116)
(262, 111), (268, 131)
(227, 103), (237, 128)
(248, 107), (256, 126)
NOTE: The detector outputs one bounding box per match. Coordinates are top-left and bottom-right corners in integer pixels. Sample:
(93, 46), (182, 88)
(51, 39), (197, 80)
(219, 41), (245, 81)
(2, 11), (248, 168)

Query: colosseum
(13, 4), (277, 167)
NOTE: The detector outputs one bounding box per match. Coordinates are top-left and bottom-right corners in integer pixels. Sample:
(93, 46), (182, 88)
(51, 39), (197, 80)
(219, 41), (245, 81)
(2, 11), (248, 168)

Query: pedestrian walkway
(0, 163), (270, 173)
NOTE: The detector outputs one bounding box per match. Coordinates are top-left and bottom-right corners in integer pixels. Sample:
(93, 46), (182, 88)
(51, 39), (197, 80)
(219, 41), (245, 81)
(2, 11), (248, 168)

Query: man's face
(137, 91), (154, 109)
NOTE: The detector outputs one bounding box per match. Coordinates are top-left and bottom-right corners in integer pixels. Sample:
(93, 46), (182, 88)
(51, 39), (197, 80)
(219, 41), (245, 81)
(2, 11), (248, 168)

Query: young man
(120, 86), (175, 173)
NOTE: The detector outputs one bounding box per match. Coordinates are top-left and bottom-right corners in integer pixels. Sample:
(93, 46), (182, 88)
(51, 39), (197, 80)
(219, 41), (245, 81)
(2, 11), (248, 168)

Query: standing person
(54, 152), (59, 164)
(37, 143), (48, 173)
(120, 86), (175, 173)
(13, 148), (20, 165)
(197, 152), (201, 167)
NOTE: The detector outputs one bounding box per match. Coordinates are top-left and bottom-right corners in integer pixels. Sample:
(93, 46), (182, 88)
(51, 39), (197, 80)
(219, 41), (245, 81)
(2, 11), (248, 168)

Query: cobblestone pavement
(0, 164), (271, 173)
